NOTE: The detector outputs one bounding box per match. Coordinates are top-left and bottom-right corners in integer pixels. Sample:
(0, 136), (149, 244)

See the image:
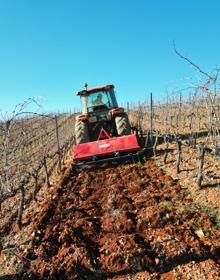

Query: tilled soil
(20, 161), (220, 279)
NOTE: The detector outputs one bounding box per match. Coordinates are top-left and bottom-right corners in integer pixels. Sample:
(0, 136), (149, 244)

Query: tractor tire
(75, 120), (90, 144)
(115, 113), (131, 136)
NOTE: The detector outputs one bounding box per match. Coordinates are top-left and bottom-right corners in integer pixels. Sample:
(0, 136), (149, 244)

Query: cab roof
(76, 85), (114, 96)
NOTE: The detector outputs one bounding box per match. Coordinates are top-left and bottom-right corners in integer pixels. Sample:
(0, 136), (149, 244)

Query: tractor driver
(94, 93), (103, 105)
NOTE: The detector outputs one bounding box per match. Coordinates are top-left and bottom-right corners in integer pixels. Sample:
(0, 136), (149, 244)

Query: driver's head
(97, 94), (102, 102)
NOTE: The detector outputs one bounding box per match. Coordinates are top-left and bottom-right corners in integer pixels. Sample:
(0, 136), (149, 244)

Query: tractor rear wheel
(115, 113), (131, 136)
(75, 120), (90, 144)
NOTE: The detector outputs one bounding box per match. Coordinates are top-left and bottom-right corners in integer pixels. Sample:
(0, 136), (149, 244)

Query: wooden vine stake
(33, 171), (39, 201)
(153, 132), (159, 157)
(55, 115), (62, 173)
(163, 135), (169, 164)
(43, 157), (51, 188)
(144, 130), (150, 148)
(17, 185), (25, 229)
(197, 144), (205, 188)
(176, 140), (182, 175)
(150, 92), (153, 138)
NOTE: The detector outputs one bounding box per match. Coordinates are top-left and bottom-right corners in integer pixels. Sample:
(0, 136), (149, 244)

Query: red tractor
(75, 84), (131, 143)
(73, 84), (141, 166)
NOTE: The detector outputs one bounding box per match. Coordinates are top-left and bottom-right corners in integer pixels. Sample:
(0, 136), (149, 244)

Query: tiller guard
(73, 129), (142, 169)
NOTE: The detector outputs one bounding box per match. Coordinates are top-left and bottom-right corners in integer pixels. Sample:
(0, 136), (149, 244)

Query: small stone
(195, 229), (205, 239)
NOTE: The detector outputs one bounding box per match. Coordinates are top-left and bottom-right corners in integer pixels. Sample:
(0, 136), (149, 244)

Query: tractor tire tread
(115, 113), (131, 136)
(75, 120), (90, 144)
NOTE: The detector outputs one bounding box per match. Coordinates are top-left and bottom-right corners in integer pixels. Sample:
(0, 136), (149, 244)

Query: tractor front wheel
(75, 120), (90, 144)
(115, 113), (131, 136)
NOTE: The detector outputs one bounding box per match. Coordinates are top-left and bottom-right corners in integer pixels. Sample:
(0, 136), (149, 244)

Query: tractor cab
(75, 84), (131, 145)
(77, 85), (118, 114)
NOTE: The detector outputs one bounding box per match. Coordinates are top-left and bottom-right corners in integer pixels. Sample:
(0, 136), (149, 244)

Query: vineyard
(0, 103), (76, 235)
(1, 72), (220, 279)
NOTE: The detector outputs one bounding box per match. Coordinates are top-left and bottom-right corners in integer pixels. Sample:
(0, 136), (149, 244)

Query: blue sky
(0, 0), (220, 113)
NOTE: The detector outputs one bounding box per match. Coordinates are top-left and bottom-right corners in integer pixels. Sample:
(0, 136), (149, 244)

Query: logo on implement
(99, 143), (110, 149)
